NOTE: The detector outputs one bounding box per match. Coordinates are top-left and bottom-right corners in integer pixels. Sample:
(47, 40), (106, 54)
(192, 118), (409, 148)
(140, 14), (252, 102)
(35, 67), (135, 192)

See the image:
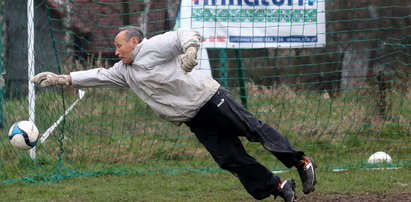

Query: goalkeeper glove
(30, 72), (71, 87)
(181, 47), (198, 73)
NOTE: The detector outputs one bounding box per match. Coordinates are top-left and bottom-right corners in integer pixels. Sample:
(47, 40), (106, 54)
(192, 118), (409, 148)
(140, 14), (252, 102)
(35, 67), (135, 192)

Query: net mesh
(0, 0), (410, 183)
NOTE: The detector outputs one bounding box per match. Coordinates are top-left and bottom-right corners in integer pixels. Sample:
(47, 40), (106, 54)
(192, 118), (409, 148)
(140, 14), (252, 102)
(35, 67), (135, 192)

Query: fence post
(219, 49), (228, 88)
(235, 49), (247, 109)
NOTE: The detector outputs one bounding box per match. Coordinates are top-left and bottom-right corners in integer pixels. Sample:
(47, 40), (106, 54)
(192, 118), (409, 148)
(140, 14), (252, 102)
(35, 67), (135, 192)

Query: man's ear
(132, 37), (139, 45)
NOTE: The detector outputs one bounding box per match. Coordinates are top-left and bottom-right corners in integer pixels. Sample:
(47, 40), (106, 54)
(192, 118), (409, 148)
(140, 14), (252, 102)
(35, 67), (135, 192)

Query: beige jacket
(70, 28), (220, 124)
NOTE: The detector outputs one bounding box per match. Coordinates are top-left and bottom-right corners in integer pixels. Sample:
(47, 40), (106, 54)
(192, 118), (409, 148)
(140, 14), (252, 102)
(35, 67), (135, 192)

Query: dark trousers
(185, 87), (304, 200)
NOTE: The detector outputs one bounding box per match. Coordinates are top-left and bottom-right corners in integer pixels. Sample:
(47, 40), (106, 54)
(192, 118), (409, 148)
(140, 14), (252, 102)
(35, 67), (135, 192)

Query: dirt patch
(297, 192), (410, 202)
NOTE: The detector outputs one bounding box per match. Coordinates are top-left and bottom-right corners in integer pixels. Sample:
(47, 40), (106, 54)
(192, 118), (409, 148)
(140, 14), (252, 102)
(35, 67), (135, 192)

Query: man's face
(115, 31), (139, 64)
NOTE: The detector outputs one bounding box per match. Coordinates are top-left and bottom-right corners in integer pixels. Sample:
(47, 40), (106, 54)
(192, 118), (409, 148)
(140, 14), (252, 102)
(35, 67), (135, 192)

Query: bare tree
(166, 0), (180, 30)
(0, 0), (7, 76)
(122, 0), (130, 25)
(0, 0), (6, 128)
(138, 0), (151, 33)
(63, 0), (74, 54)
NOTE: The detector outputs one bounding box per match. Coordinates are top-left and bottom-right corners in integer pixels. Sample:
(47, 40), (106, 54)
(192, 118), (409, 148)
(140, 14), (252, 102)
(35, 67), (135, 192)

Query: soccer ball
(367, 151), (392, 164)
(8, 120), (39, 150)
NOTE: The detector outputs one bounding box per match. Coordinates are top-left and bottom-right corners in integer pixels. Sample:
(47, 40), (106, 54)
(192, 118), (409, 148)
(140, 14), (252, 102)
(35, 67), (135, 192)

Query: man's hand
(30, 72), (71, 87)
(181, 47), (198, 73)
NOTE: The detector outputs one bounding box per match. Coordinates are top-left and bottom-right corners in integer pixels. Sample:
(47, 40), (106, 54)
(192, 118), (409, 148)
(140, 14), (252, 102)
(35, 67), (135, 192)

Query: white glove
(181, 47), (198, 73)
(30, 72), (71, 87)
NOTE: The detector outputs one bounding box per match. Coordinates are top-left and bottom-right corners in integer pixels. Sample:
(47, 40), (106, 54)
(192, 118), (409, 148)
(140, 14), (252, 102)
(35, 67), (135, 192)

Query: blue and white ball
(8, 120), (39, 150)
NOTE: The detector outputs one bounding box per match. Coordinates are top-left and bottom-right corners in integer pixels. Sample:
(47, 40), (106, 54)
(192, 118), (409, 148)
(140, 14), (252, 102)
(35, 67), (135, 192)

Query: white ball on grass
(367, 151), (392, 164)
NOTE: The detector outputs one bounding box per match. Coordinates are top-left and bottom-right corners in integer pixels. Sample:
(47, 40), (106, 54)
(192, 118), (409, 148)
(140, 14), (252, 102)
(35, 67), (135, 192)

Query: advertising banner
(180, 0), (326, 48)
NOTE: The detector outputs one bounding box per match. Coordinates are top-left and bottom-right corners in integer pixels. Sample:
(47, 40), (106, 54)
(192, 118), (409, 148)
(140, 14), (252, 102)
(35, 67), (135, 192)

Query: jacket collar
(131, 38), (148, 61)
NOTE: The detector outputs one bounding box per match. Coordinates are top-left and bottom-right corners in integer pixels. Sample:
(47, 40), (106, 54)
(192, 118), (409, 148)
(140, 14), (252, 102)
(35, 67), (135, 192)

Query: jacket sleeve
(175, 28), (201, 52)
(150, 28), (201, 55)
(70, 62), (128, 88)
(132, 29), (201, 69)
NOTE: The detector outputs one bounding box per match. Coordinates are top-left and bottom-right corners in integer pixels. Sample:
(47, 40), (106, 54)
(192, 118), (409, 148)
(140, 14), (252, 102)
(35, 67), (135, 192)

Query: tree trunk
(122, 0), (130, 25)
(138, 0), (151, 33)
(165, 0), (180, 30)
(0, 0), (7, 76)
(63, 0), (73, 54)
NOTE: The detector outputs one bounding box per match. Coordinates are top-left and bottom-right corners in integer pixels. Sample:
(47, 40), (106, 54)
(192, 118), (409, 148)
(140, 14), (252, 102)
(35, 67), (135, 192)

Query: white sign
(180, 0), (326, 48)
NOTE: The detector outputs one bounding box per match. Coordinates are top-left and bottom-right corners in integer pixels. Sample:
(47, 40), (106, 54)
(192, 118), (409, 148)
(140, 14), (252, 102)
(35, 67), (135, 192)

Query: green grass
(1, 88), (410, 184)
(0, 168), (410, 201)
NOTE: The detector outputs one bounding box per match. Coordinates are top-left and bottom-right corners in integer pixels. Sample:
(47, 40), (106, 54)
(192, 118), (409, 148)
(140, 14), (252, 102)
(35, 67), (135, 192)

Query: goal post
(27, 0), (36, 160)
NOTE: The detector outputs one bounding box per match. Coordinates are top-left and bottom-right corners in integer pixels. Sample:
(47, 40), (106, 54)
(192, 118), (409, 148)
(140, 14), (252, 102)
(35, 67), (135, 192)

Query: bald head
(114, 29), (141, 64)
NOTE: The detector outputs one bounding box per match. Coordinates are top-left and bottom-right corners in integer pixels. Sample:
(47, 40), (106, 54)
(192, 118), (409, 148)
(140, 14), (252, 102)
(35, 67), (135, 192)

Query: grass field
(1, 87), (409, 201)
(0, 167), (410, 201)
